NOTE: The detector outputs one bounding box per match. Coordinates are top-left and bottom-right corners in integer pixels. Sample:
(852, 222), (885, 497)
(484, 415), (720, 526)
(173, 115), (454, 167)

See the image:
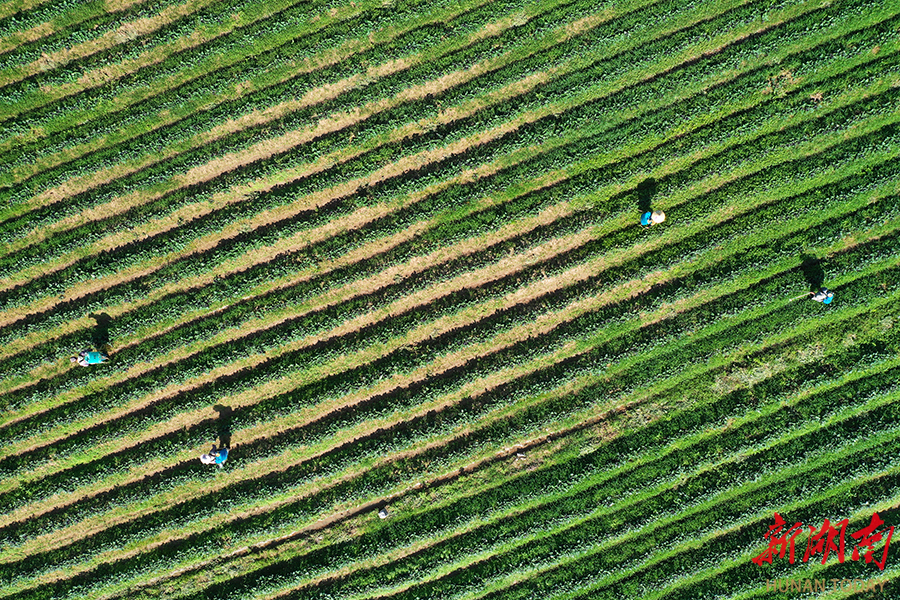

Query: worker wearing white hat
(640, 210), (666, 226)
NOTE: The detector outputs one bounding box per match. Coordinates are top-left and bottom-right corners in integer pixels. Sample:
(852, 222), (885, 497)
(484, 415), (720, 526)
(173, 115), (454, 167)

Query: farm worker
(378, 507), (389, 519)
(70, 349), (109, 366)
(811, 288), (834, 304)
(640, 210), (666, 226)
(200, 443), (228, 467)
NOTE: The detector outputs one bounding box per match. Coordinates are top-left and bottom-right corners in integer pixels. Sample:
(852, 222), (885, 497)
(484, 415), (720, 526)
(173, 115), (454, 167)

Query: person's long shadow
(800, 254), (825, 292)
(636, 177), (656, 215)
(89, 312), (112, 351)
(214, 405), (233, 448)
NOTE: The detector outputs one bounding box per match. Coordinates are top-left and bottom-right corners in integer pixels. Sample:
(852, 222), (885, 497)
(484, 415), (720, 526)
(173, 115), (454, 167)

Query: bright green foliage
(0, 0), (899, 598)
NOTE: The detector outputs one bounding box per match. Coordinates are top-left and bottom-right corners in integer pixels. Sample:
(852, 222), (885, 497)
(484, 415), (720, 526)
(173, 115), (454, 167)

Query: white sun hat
(651, 210), (666, 224)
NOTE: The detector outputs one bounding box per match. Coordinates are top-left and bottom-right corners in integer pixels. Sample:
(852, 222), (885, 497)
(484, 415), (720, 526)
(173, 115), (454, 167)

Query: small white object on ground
(378, 508), (389, 519)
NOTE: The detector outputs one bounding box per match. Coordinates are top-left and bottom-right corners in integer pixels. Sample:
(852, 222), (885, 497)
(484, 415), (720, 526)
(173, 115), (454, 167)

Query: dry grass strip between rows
(7, 0), (769, 240)
(10, 0), (771, 241)
(2, 0), (223, 86)
(1, 74), (892, 426)
(0, 0), (153, 54)
(251, 336), (891, 600)
(5, 69), (892, 440)
(4, 3), (607, 260)
(1, 215), (712, 549)
(5, 0), (549, 185)
(16, 260), (897, 597)
(280, 284), (900, 600)
(0, 261), (666, 566)
(463, 388), (900, 600)
(0, 0), (856, 310)
(85, 232), (900, 599)
(3, 21), (892, 424)
(0, 0), (829, 327)
(10, 191), (894, 547)
(124, 320), (877, 600)
(0, 134), (567, 405)
(0, 71), (555, 314)
(0, 203), (585, 476)
(0, 0), (367, 124)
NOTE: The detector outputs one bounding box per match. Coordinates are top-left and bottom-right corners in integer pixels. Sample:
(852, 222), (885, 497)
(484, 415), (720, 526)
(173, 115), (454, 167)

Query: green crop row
(0, 0), (183, 62)
(1, 99), (895, 505)
(10, 280), (896, 600)
(0, 0), (542, 193)
(0, 0), (724, 260)
(1, 0), (884, 342)
(1, 99), (892, 446)
(0, 0), (423, 125)
(0, 0), (888, 390)
(1, 0), (836, 252)
(0, 0), (892, 540)
(0, 0), (521, 194)
(8, 276), (900, 596)
(202, 345), (900, 600)
(1, 213), (892, 588)
(0, 0), (612, 288)
(2, 143), (894, 501)
(430, 407), (900, 600)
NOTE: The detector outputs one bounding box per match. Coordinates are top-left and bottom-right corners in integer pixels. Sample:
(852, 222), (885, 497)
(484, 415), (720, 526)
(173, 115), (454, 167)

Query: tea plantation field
(1, 0), (899, 597)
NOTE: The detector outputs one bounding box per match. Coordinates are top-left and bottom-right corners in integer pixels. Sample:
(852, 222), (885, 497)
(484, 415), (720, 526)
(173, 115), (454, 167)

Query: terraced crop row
(1, 0), (898, 597)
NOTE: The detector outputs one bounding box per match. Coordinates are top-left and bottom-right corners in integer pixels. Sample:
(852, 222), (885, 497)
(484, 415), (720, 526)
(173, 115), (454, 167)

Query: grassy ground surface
(1, 0), (899, 598)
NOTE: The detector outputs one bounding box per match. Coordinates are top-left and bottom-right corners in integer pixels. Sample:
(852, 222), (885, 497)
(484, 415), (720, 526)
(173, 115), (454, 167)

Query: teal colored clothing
(215, 448), (228, 464)
(823, 295), (833, 304)
(85, 352), (104, 364)
(640, 212), (652, 226)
